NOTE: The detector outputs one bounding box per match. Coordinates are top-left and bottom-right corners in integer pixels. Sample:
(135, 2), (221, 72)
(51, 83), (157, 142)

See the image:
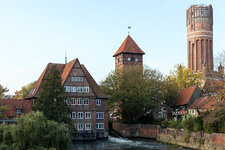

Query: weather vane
(128, 26), (131, 34)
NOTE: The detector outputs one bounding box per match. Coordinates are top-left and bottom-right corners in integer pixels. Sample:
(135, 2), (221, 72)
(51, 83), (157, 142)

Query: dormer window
(16, 108), (22, 115)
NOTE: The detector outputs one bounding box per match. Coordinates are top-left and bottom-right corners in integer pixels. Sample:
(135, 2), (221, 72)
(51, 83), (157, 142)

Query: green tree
(33, 65), (71, 125)
(0, 111), (71, 150)
(13, 81), (36, 99)
(0, 84), (9, 99)
(100, 66), (176, 123)
(167, 64), (203, 90)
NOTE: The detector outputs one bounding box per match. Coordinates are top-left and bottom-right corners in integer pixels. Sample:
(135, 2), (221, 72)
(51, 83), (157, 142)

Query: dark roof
(189, 96), (216, 109)
(0, 99), (32, 117)
(113, 35), (145, 57)
(25, 58), (108, 99)
(174, 86), (198, 106)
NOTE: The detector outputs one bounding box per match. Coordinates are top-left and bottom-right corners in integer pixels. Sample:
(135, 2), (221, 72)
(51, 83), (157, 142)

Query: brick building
(187, 4), (213, 72)
(26, 58), (109, 140)
(0, 99), (32, 124)
(113, 35), (145, 70)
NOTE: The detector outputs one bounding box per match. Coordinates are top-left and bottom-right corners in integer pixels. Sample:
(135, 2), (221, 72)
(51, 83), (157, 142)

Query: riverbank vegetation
(0, 111), (71, 150)
(100, 66), (178, 123)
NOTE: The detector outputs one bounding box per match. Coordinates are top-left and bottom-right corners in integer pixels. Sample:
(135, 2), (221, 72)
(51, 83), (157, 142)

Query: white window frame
(71, 98), (76, 105)
(83, 98), (89, 105)
(71, 112), (76, 119)
(71, 86), (76, 92)
(85, 112), (91, 119)
(96, 123), (104, 129)
(65, 86), (70, 92)
(96, 112), (104, 119)
(96, 99), (101, 106)
(77, 87), (83, 93)
(78, 123), (83, 130)
(78, 112), (83, 119)
(16, 108), (22, 115)
(83, 87), (89, 93)
(135, 58), (138, 62)
(128, 57), (131, 61)
(85, 123), (91, 130)
(77, 98), (82, 105)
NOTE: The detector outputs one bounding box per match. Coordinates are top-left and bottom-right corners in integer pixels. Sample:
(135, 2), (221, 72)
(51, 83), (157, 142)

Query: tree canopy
(214, 50), (225, 69)
(33, 65), (71, 125)
(0, 84), (9, 99)
(167, 64), (203, 90)
(13, 81), (36, 99)
(100, 66), (178, 123)
(0, 111), (71, 150)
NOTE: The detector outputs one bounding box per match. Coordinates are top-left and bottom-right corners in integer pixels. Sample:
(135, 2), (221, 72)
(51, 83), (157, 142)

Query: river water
(71, 136), (190, 150)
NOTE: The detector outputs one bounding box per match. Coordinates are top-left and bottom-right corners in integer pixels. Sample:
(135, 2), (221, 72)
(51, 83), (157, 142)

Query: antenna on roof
(128, 26), (131, 35)
(65, 50), (67, 64)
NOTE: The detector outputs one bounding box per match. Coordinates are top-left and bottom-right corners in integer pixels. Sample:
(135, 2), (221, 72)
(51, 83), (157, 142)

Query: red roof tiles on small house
(113, 35), (145, 57)
(0, 99), (32, 117)
(174, 86), (198, 106)
(189, 96), (216, 109)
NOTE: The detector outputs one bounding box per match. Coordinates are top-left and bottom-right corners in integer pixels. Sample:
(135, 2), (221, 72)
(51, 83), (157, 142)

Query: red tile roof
(113, 35), (145, 57)
(189, 96), (216, 109)
(0, 99), (32, 117)
(174, 86), (198, 106)
(25, 58), (108, 99)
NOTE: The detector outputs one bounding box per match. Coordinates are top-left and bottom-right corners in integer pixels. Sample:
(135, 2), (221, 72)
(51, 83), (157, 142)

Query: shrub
(0, 112), (71, 150)
(183, 131), (190, 143)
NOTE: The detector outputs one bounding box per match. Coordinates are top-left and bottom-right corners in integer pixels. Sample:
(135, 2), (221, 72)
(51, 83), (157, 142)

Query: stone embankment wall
(113, 122), (225, 150)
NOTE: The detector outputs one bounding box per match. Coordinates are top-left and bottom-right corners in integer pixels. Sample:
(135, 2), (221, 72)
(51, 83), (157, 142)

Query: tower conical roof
(113, 35), (145, 57)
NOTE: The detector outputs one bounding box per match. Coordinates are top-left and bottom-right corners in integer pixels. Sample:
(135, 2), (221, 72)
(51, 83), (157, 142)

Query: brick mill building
(113, 35), (145, 70)
(26, 58), (109, 140)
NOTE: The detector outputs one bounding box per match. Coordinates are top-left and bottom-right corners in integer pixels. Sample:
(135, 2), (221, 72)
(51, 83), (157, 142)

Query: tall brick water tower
(187, 4), (213, 72)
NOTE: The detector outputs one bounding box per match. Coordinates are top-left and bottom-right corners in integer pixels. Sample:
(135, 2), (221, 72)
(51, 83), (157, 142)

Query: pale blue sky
(0, 0), (224, 94)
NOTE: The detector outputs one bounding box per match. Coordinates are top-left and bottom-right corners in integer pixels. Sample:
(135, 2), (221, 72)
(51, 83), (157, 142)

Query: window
(135, 58), (138, 62)
(96, 99), (101, 106)
(96, 123), (104, 129)
(85, 112), (91, 119)
(85, 123), (91, 130)
(128, 57), (131, 61)
(71, 112), (76, 119)
(192, 110), (194, 114)
(77, 87), (83, 93)
(83, 87), (89, 93)
(16, 108), (22, 115)
(78, 123), (83, 130)
(77, 98), (82, 105)
(64, 86), (70, 92)
(71, 86), (76, 92)
(78, 112), (83, 119)
(71, 98), (76, 105)
(201, 10), (204, 15)
(83, 98), (89, 105)
(96, 112), (104, 119)
(71, 77), (83, 82)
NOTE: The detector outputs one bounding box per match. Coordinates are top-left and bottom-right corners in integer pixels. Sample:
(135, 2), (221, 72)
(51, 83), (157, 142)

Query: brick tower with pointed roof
(113, 35), (145, 70)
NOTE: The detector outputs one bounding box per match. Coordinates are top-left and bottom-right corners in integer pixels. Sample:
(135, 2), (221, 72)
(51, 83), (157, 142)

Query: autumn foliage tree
(167, 64), (203, 90)
(0, 84), (9, 99)
(13, 81), (36, 99)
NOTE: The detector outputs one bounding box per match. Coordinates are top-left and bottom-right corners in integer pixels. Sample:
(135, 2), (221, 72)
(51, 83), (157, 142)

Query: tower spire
(65, 50), (67, 64)
(128, 26), (131, 35)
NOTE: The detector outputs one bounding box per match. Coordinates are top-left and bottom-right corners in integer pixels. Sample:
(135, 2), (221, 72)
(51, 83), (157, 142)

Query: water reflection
(71, 136), (190, 150)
